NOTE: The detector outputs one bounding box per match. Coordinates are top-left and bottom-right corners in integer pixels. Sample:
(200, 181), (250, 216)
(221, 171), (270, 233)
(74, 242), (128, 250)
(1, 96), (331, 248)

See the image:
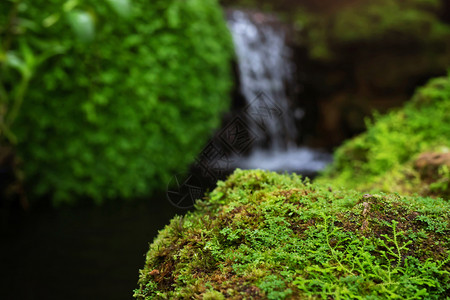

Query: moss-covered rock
(1, 0), (233, 205)
(317, 75), (450, 199)
(135, 169), (450, 299)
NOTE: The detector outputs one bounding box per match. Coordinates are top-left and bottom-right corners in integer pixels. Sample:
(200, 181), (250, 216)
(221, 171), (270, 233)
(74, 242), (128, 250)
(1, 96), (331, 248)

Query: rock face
(135, 169), (450, 299)
(413, 151), (450, 198)
(296, 0), (450, 147)
(415, 152), (450, 181)
(223, 0), (450, 147)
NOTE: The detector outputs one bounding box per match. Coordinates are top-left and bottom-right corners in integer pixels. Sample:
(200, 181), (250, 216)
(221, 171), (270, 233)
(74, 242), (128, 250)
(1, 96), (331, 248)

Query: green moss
(1, 0), (233, 204)
(296, 0), (450, 61)
(135, 169), (450, 299)
(317, 75), (450, 198)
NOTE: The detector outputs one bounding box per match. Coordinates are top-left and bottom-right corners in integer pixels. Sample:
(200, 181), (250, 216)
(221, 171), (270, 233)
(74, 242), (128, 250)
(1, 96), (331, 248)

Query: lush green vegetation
(317, 75), (450, 198)
(0, 0), (233, 204)
(135, 169), (450, 299)
(135, 75), (450, 298)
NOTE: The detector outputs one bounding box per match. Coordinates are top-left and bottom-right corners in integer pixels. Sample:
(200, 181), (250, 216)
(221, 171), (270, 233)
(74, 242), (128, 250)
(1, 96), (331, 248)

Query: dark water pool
(0, 194), (184, 300)
(0, 164), (325, 300)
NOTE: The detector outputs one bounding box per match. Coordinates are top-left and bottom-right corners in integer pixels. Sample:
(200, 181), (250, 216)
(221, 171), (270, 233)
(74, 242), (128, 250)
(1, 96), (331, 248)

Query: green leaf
(5, 52), (24, 71)
(5, 51), (31, 78)
(42, 13), (61, 28)
(166, 2), (180, 28)
(66, 9), (95, 43)
(36, 43), (67, 66)
(106, 0), (131, 18)
(63, 0), (79, 12)
(19, 40), (35, 69)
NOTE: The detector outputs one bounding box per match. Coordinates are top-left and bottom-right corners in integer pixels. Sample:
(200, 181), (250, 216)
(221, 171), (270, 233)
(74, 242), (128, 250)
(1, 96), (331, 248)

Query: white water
(227, 10), (297, 149)
(226, 10), (332, 173)
(237, 148), (331, 173)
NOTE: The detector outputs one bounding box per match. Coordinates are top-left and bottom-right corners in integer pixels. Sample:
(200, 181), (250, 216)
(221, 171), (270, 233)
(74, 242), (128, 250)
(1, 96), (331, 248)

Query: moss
(317, 75), (450, 198)
(1, 0), (233, 205)
(135, 169), (450, 299)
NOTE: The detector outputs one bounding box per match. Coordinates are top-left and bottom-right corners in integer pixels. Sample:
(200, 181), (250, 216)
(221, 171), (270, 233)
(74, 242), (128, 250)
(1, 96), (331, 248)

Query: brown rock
(414, 152), (450, 181)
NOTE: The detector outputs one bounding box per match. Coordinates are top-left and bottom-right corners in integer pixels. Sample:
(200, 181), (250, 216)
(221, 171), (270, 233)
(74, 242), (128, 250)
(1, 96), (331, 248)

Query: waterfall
(227, 10), (297, 150)
(225, 10), (332, 174)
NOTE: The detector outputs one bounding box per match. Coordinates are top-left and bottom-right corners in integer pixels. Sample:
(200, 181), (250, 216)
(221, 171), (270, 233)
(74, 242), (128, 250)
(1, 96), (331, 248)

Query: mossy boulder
(1, 0), (233, 205)
(317, 75), (450, 199)
(135, 169), (450, 299)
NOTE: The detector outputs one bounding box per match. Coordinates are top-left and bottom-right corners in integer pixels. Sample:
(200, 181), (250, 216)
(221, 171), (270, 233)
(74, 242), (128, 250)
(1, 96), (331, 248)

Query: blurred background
(1, 0), (450, 299)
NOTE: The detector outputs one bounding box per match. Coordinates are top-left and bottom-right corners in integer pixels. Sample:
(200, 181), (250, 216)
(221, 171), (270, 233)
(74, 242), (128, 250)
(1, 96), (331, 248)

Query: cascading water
(227, 10), (297, 150)
(226, 10), (332, 174)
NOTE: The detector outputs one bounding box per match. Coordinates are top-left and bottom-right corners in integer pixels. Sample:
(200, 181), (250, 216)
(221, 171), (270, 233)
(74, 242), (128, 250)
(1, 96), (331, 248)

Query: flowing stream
(226, 10), (332, 174)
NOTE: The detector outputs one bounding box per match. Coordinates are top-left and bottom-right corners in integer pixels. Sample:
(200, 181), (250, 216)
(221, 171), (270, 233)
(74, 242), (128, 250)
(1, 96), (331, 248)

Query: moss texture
(317, 75), (450, 198)
(1, 0), (233, 205)
(135, 169), (450, 299)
